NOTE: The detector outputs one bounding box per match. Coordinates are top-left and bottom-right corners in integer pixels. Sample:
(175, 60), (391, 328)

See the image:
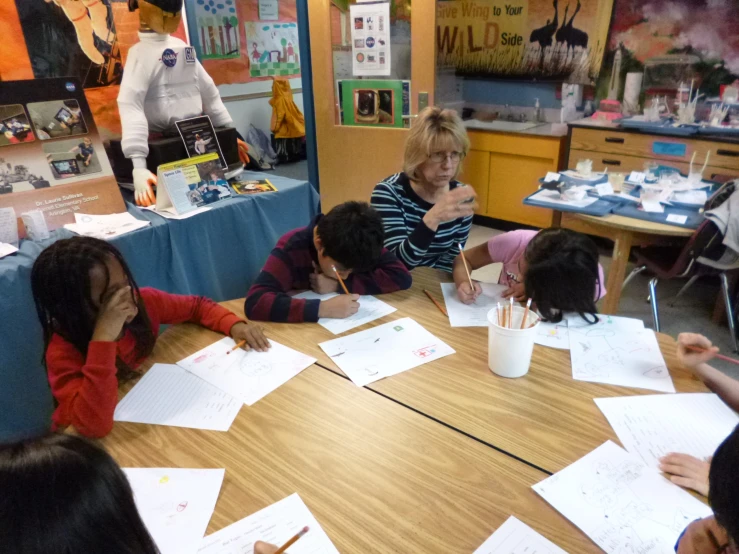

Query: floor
(269, 159), (310, 182)
(466, 225), (739, 379)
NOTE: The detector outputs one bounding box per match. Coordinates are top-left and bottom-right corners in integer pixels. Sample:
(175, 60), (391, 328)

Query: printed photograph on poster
(157, 153), (231, 215)
(189, 0), (240, 60)
(245, 22), (301, 78)
(14, 0), (122, 88)
(0, 156), (52, 195)
(175, 115), (226, 167)
(27, 100), (88, 140)
(349, 3), (391, 77)
(43, 138), (102, 180)
(341, 79), (404, 128)
(0, 106), (35, 146)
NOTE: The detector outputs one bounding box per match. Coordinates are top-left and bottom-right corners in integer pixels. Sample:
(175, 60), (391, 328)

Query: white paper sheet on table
(319, 317), (455, 387)
(533, 441), (712, 554)
(177, 338), (316, 405)
(473, 516), (567, 554)
(595, 393), (739, 469)
(124, 467), (225, 554)
(641, 200), (665, 213)
(440, 282), (507, 327)
(666, 214), (688, 225)
(569, 324), (674, 392)
(198, 493), (339, 554)
(293, 290), (396, 334)
(64, 212), (150, 239)
(529, 189), (599, 208)
(535, 314), (644, 350)
(0, 242), (18, 259)
(141, 205), (212, 220)
(114, 364), (242, 431)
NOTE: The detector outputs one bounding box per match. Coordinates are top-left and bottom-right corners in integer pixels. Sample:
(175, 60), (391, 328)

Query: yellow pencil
(275, 526), (310, 554)
(520, 298), (532, 329)
(228, 340), (246, 354)
(332, 264), (350, 295)
(424, 289), (448, 317)
(458, 244), (475, 292)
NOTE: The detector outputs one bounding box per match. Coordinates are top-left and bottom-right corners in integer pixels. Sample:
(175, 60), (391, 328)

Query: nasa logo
(185, 47), (196, 64)
(161, 48), (178, 67)
(365, 36), (375, 48)
(65, 82), (76, 92)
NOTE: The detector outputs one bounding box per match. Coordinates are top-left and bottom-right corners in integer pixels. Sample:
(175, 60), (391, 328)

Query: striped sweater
(245, 215), (412, 322)
(371, 172), (473, 272)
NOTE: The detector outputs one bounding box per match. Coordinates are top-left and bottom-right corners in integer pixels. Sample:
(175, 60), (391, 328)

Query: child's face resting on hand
(89, 257), (138, 326)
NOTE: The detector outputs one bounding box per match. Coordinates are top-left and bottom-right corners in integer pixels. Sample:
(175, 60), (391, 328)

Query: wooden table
(103, 322), (596, 553)
(221, 267), (708, 474)
(552, 211), (694, 314)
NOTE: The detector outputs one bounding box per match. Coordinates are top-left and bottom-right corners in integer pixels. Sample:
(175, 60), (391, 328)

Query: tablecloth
(0, 172), (319, 442)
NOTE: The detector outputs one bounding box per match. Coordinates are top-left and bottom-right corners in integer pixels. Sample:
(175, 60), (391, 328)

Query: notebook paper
(473, 516), (567, 554)
(293, 291), (396, 334)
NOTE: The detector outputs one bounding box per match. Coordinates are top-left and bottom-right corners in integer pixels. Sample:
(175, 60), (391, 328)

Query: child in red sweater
(31, 237), (269, 438)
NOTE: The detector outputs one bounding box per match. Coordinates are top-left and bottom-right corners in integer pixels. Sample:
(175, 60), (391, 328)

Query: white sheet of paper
(258, 0), (279, 20)
(198, 493), (339, 554)
(666, 213), (688, 225)
(595, 393), (739, 469)
(535, 321), (571, 349)
(595, 182), (615, 196)
(473, 516), (567, 554)
(114, 364), (242, 431)
(565, 313), (645, 333)
(319, 317), (455, 387)
(141, 205), (212, 220)
(0, 207), (18, 246)
(627, 171), (646, 184)
(65, 212), (150, 239)
(535, 314), (644, 350)
(293, 291), (396, 334)
(544, 171), (561, 182)
(641, 200), (665, 213)
(568, 323), (674, 393)
(124, 468), (225, 554)
(440, 282), (507, 327)
(673, 190), (707, 205)
(349, 2), (391, 77)
(20, 210), (50, 240)
(0, 242), (18, 259)
(178, 338), (316, 405)
(533, 441), (712, 554)
(529, 189), (599, 208)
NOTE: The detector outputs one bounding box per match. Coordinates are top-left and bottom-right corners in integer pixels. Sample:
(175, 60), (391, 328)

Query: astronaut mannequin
(118, 0), (247, 206)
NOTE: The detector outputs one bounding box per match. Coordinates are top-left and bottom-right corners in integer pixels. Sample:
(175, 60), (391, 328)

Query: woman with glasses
(371, 106), (478, 272)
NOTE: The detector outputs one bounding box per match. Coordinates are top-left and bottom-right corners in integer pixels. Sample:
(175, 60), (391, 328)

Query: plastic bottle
(534, 98), (542, 122)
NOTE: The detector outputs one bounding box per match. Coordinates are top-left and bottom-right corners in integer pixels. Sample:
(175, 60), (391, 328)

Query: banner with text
(437, 0), (614, 83)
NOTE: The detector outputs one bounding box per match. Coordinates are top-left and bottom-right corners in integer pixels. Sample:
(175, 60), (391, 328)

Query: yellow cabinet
(460, 131), (565, 228)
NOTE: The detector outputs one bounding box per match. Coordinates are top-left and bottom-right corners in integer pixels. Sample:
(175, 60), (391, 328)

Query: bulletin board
(185, 0), (299, 86)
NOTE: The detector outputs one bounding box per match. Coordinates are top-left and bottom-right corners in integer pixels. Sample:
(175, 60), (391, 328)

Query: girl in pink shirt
(452, 228), (606, 322)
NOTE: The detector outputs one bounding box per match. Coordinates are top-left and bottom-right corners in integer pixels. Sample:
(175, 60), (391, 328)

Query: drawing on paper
(245, 22), (300, 78)
(413, 345), (438, 358)
(538, 324), (568, 342)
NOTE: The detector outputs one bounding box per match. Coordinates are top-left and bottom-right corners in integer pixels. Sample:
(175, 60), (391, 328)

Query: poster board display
(0, 78), (124, 232)
(156, 153), (231, 215)
(349, 2), (391, 77)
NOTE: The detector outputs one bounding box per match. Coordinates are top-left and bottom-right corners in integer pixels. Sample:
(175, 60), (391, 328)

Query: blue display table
(0, 172), (319, 442)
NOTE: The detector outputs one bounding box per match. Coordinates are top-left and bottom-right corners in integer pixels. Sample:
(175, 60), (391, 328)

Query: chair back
(705, 179), (737, 212)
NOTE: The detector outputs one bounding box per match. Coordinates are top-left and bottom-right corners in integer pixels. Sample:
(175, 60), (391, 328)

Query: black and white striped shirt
(371, 172), (473, 272)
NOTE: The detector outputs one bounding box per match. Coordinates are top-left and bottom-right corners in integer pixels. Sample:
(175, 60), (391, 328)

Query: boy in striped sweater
(246, 201), (411, 323)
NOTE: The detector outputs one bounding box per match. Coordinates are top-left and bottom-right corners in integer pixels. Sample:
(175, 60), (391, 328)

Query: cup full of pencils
(486, 301), (540, 378)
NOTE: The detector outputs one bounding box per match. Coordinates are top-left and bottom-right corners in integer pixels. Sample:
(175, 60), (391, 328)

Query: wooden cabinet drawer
(459, 150), (490, 216)
(571, 128), (739, 171)
(568, 149), (738, 180)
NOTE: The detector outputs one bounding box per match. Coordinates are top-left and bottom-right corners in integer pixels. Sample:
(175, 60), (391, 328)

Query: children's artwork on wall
(595, 0), (739, 101)
(13, 0), (122, 89)
(436, 0), (614, 84)
(191, 0), (240, 60)
(245, 22), (300, 78)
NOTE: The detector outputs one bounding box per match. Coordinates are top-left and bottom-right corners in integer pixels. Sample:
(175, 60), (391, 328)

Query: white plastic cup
(487, 306), (540, 378)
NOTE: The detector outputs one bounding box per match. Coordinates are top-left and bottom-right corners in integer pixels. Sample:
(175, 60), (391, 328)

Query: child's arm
(677, 332), (739, 411)
(452, 243), (490, 304)
(343, 249), (412, 294)
(145, 289), (269, 350)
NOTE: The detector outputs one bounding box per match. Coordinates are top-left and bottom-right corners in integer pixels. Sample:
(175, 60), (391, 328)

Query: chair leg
(669, 274), (700, 307)
(649, 277), (660, 332)
(720, 272), (739, 353)
(621, 265), (647, 291)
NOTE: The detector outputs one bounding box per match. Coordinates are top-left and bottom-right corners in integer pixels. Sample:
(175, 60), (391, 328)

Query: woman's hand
(423, 187), (477, 230)
(457, 281), (482, 304)
(92, 286), (137, 342)
(659, 453), (710, 497)
(231, 322), (270, 352)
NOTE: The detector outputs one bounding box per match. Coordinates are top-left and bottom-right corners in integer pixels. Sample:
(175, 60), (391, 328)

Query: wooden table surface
(220, 267), (708, 474)
(103, 322), (597, 553)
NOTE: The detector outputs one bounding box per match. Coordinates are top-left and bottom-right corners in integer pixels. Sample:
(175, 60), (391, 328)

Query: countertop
(569, 118), (739, 145)
(463, 119), (569, 138)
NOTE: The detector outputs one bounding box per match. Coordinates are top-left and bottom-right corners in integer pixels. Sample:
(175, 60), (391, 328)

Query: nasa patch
(366, 36), (375, 48)
(65, 82), (76, 92)
(161, 48), (178, 67)
(185, 47), (196, 64)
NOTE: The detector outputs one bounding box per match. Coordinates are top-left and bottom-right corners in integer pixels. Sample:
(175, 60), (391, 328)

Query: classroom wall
(219, 78), (304, 139)
(463, 80), (560, 109)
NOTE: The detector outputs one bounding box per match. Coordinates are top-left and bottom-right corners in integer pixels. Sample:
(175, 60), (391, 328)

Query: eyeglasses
(428, 151), (463, 164)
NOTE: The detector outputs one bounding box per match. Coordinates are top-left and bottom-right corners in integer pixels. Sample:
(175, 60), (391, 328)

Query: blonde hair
(403, 106), (470, 181)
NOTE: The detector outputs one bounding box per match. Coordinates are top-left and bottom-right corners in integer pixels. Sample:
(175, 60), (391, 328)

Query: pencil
(228, 339), (246, 354)
(275, 526), (310, 554)
(332, 264), (350, 295)
(520, 298), (532, 329)
(497, 302), (502, 326)
(458, 244), (475, 291)
(423, 289), (448, 317)
(508, 297), (514, 328)
(685, 345), (739, 366)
